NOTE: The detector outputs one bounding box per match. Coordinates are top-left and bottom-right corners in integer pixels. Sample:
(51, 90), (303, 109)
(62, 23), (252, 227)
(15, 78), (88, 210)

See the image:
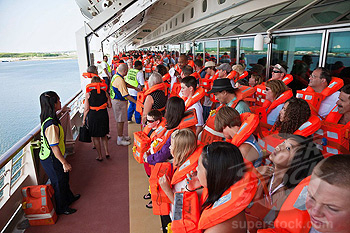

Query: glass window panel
(235, 19), (264, 33)
(271, 34), (322, 85)
(238, 10), (262, 21)
(326, 31), (350, 80)
(279, 0), (315, 14)
(195, 42), (204, 64)
(254, 2), (290, 18)
(205, 41), (218, 62)
(240, 38), (268, 70)
(219, 40), (237, 65)
(247, 13), (293, 33)
(283, 1), (350, 28)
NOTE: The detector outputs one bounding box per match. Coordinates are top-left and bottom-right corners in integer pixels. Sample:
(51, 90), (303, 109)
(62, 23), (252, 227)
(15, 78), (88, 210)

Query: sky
(0, 0), (86, 53)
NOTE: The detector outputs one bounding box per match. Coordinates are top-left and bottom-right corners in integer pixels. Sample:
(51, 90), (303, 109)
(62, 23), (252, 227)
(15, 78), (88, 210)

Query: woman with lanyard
(39, 91), (80, 215)
(257, 135), (323, 226)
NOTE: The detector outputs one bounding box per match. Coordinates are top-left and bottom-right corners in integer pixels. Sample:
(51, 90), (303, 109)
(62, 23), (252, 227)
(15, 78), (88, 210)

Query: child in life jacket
(256, 135), (323, 227)
(158, 128), (199, 227)
(214, 106), (263, 167)
(180, 76), (204, 135)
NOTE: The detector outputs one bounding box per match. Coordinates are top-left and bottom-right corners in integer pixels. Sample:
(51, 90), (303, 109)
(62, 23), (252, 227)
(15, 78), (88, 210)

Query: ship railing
(0, 90), (84, 231)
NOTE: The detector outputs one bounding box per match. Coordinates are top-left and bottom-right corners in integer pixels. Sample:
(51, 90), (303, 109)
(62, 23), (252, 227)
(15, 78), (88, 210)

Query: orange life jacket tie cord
(89, 102), (108, 111)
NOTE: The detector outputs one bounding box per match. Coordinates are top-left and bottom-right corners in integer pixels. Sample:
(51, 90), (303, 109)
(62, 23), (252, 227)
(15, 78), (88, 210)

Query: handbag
(79, 123), (91, 143)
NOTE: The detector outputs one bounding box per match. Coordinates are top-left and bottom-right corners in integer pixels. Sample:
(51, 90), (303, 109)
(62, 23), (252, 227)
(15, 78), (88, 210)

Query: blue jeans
(127, 95), (141, 123)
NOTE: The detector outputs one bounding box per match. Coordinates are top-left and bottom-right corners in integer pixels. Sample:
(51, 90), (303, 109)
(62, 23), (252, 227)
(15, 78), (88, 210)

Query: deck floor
(25, 108), (160, 233)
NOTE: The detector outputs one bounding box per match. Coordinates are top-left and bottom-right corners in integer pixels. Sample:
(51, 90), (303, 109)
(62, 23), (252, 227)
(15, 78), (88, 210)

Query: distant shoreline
(0, 56), (77, 62)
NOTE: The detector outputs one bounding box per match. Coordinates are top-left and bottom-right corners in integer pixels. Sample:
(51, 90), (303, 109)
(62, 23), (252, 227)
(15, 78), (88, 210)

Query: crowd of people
(40, 49), (350, 231)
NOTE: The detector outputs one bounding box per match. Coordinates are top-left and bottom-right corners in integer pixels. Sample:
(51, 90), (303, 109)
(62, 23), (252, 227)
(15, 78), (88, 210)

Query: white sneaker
(123, 136), (131, 141)
(117, 139), (130, 146)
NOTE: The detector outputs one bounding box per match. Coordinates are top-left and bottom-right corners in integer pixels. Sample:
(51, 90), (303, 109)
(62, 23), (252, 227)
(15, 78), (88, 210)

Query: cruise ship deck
(24, 109), (160, 233)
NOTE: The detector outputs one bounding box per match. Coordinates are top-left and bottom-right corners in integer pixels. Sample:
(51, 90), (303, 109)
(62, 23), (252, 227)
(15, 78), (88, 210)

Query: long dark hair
(282, 135), (323, 189)
(164, 97), (185, 130)
(201, 142), (246, 211)
(273, 97), (311, 137)
(40, 91), (60, 124)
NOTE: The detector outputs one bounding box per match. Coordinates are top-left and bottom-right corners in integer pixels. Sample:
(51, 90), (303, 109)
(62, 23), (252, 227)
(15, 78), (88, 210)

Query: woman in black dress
(83, 76), (112, 161)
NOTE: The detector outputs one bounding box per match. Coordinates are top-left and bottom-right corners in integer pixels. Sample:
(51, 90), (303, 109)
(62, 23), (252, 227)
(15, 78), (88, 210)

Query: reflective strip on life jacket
(236, 71), (248, 82)
(172, 191), (201, 233)
(198, 170), (258, 230)
(25, 208), (55, 221)
(145, 64), (152, 73)
(86, 82), (108, 94)
(281, 74), (293, 85)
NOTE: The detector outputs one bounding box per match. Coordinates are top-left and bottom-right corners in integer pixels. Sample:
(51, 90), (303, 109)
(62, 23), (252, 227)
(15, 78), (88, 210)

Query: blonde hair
(148, 72), (163, 87)
(266, 80), (289, 99)
(232, 64), (245, 75)
(171, 128), (197, 167)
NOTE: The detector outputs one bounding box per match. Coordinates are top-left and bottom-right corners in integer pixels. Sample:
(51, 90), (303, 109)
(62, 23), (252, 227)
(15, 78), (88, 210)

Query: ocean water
(0, 59), (81, 155)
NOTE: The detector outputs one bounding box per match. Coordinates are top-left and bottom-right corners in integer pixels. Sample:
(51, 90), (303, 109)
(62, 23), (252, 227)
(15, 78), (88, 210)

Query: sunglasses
(272, 70), (282, 73)
(146, 119), (155, 124)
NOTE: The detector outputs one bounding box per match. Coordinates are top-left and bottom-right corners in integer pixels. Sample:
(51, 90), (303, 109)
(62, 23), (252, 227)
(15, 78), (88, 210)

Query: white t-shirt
(101, 61), (111, 78)
(187, 101), (204, 127)
(318, 91), (340, 118)
(128, 70), (145, 96)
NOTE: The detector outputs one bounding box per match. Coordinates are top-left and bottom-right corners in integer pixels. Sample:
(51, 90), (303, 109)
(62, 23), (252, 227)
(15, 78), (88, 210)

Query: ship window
(254, 2), (289, 18)
(202, 0), (207, 12)
(239, 38), (268, 70)
(218, 0), (226, 4)
(170, 21), (172, 29)
(279, 0), (314, 14)
(271, 34), (322, 80)
(283, 1), (350, 28)
(191, 7), (194, 18)
(166, 24), (168, 31)
(219, 40), (237, 65)
(205, 41), (218, 63)
(326, 31), (350, 78)
(175, 18), (178, 26)
(182, 13), (185, 22)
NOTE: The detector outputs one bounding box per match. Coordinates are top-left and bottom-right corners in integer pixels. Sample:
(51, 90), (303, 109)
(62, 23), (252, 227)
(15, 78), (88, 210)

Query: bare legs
(92, 136), (110, 161)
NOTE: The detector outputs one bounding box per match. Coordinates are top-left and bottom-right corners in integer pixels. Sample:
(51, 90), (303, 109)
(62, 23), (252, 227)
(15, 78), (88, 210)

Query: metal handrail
(0, 90), (82, 169)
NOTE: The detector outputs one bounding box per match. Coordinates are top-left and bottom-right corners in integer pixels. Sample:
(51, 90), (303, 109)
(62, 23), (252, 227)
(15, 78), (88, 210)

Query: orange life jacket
(198, 168), (258, 230)
(132, 118), (167, 163)
(225, 112), (260, 147)
(226, 70), (238, 80)
(136, 83), (167, 116)
(251, 90), (293, 125)
(170, 82), (182, 98)
(145, 64), (152, 73)
(258, 115), (321, 154)
(162, 73), (171, 82)
(199, 86), (256, 144)
(171, 146), (203, 186)
(296, 77), (344, 116)
(21, 185), (57, 226)
(281, 74), (293, 85)
(199, 71), (219, 97)
(174, 64), (182, 74)
(149, 109), (198, 154)
(183, 87), (205, 111)
(258, 176), (311, 233)
(234, 71), (248, 82)
(86, 83), (109, 111)
(188, 60), (195, 68)
(314, 106), (350, 157)
(190, 72), (200, 80)
(149, 162), (173, 215)
(82, 72), (98, 79)
(171, 191), (201, 233)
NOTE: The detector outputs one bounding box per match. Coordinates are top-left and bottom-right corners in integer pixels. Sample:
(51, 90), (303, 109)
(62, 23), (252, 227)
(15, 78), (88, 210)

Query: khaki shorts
(112, 99), (127, 122)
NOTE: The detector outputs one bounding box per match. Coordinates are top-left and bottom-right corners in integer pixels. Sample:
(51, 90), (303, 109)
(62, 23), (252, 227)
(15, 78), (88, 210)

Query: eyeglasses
(272, 70), (282, 73)
(146, 119), (155, 124)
